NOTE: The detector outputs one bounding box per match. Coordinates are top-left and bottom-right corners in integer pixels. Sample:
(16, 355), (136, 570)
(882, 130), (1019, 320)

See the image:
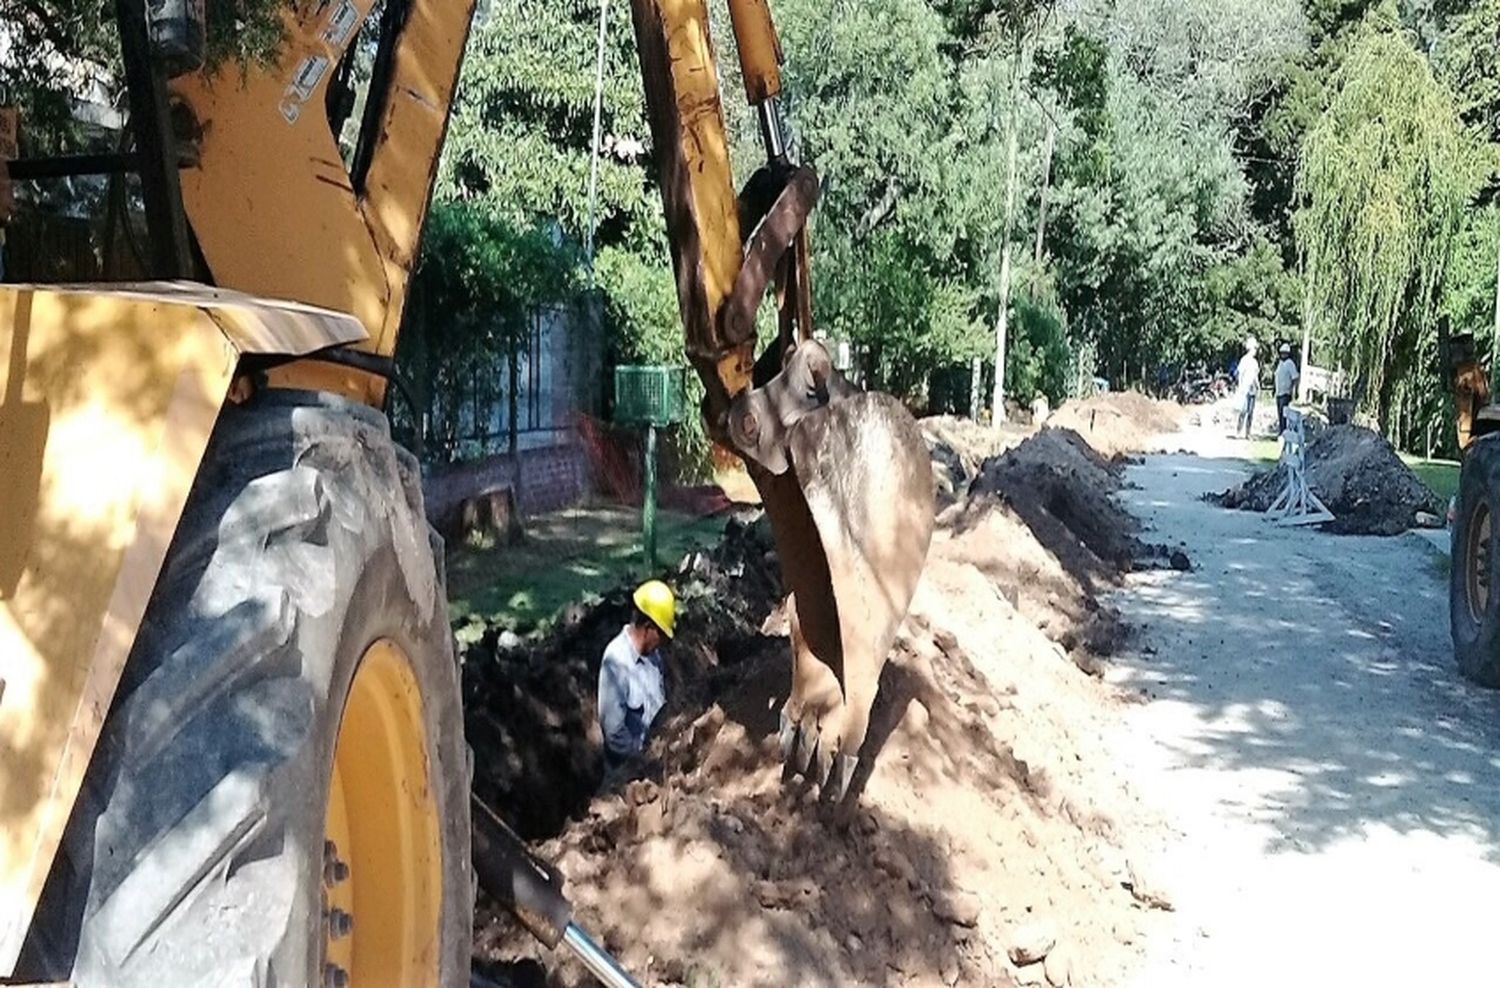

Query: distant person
(1235, 337), (1260, 439)
(1274, 343), (1299, 434)
(597, 580), (676, 768)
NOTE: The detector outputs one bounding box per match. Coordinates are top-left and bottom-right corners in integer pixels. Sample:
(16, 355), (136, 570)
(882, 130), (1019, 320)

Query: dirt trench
(466, 398), (1189, 987)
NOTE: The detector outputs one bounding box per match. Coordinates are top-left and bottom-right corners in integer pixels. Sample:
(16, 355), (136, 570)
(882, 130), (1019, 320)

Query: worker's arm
(597, 657), (634, 757)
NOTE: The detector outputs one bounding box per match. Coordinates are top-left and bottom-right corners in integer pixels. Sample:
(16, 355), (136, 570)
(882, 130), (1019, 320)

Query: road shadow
(1113, 451), (1500, 864)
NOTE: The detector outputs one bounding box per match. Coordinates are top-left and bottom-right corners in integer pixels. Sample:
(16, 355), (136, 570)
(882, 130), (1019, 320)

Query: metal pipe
(562, 923), (641, 988)
(757, 98), (787, 163)
(643, 422), (658, 567)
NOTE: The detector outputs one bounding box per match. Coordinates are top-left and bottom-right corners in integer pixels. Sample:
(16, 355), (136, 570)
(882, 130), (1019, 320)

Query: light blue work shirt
(597, 626), (666, 760)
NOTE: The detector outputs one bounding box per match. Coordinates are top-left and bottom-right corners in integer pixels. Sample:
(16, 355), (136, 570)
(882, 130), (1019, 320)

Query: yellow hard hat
(632, 580), (677, 638)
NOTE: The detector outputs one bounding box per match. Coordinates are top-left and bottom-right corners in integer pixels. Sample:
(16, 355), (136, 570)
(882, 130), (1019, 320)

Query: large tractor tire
(1452, 433), (1500, 686)
(19, 391), (472, 987)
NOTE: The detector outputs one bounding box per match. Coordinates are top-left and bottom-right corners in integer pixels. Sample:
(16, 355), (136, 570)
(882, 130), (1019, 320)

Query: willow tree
(1294, 26), (1475, 432)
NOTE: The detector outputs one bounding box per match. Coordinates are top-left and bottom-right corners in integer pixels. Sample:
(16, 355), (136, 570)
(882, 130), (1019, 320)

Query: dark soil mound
(1212, 425), (1440, 535)
(969, 429), (1141, 575)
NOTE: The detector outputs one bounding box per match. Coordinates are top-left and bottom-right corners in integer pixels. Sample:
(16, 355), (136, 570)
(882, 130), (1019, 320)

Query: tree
(0, 0), (289, 149)
(399, 202), (580, 474)
(1295, 23), (1477, 430)
(986, 1), (1058, 426)
(772, 0), (993, 400)
(437, 0), (656, 251)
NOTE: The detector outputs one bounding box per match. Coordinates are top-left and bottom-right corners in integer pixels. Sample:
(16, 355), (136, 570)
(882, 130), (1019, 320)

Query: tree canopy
(1295, 23), (1476, 428)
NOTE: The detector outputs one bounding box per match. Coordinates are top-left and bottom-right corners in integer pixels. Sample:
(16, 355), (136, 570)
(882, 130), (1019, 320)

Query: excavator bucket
(628, 0), (934, 797)
(730, 342), (935, 795)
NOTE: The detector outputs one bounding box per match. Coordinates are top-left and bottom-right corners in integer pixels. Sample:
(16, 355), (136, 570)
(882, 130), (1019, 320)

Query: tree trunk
(1298, 259), (1315, 403)
(508, 339), (523, 515)
(1491, 215), (1500, 372)
(1377, 373), (1394, 437)
(1033, 116), (1055, 268)
(990, 50), (1025, 429)
(969, 355), (983, 422)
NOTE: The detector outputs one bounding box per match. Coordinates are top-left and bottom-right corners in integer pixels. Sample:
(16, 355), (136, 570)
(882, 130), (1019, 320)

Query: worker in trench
(597, 580), (677, 772)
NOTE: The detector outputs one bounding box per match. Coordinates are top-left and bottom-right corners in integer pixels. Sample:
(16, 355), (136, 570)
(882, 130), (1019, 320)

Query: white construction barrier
(1266, 409), (1334, 527)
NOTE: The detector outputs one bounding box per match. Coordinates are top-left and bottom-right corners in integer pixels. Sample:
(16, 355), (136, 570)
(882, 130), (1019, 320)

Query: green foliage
(1006, 296), (1071, 404)
(1050, 62), (1250, 382)
(772, 0), (994, 400)
(1201, 237), (1303, 358)
(437, 0), (655, 249)
(0, 0), (291, 149)
(594, 245), (681, 365)
(416, 201), (580, 342)
(1442, 205), (1500, 338)
(1295, 22), (1478, 427)
(1033, 25), (1109, 138)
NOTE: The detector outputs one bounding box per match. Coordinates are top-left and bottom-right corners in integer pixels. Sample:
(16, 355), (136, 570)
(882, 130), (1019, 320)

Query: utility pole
(1033, 115), (1054, 266)
(990, 48), (1025, 428)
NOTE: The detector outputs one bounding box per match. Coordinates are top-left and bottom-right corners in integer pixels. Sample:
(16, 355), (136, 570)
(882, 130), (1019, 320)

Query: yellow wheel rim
(322, 640), (443, 986)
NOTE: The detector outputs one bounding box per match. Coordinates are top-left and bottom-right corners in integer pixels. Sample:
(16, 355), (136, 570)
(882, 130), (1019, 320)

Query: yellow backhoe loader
(0, 0), (934, 984)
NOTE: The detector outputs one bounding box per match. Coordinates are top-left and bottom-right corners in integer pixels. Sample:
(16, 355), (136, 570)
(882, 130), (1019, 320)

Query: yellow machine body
(0, 0), (472, 971)
(2, 0), (929, 974)
(0, 283), (364, 967)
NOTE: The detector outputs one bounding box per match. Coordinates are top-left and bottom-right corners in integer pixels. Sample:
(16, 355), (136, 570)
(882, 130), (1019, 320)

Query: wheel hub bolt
(328, 908), (354, 939)
(323, 841), (350, 884)
(323, 964), (349, 988)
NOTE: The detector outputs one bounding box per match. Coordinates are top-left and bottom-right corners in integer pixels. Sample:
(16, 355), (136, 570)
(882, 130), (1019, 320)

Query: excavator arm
(629, 0), (935, 796)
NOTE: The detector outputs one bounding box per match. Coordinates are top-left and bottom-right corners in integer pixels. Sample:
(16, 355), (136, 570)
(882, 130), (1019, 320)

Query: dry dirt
(1111, 446), (1500, 985)
(1210, 424), (1441, 535)
(466, 401), (1187, 987)
(1046, 394), (1190, 460)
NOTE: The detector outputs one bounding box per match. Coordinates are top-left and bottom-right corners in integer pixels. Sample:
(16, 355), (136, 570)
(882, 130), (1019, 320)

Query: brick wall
(422, 440), (591, 527)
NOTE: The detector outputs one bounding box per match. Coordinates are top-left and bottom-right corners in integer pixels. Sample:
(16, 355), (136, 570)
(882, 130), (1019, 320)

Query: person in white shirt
(1234, 337), (1261, 439)
(597, 580), (675, 767)
(1273, 343), (1300, 434)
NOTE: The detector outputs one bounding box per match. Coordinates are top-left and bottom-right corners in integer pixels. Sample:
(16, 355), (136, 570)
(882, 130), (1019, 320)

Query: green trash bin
(614, 366), (688, 567)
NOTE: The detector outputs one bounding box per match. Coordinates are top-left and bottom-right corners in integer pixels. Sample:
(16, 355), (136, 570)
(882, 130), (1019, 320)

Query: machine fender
(0, 281), (364, 974)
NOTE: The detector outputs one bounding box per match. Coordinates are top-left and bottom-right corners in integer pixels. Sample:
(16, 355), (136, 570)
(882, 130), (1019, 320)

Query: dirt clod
(1045, 946), (1075, 987)
(1009, 922), (1058, 966)
(934, 888), (983, 927)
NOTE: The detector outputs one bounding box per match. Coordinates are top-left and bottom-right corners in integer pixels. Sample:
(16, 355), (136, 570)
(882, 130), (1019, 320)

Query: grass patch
(1245, 437), (1283, 464)
(446, 503), (727, 642)
(1402, 455), (1459, 503)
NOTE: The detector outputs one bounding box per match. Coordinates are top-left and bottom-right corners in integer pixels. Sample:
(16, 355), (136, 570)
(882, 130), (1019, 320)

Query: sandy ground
(1109, 439), (1500, 985)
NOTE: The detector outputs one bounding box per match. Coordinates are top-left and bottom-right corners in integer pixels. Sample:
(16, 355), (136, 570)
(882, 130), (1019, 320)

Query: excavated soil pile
(944, 428), (1161, 666)
(1047, 393), (1189, 459)
(1212, 425), (1441, 535)
(921, 415), (1031, 507)
(468, 428), (1179, 987)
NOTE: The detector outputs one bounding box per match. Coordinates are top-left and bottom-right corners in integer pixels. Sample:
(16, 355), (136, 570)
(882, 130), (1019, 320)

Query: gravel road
(1112, 446), (1500, 986)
